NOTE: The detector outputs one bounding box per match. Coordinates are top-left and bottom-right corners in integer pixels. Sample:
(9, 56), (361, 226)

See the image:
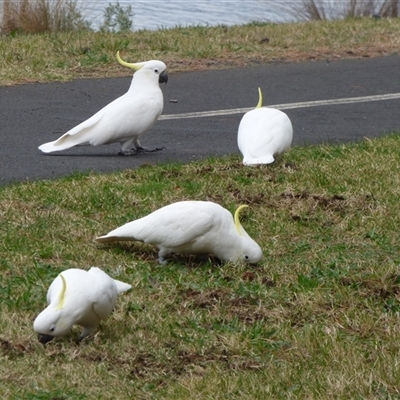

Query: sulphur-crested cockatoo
(95, 201), (263, 265)
(38, 51), (168, 155)
(237, 88), (293, 165)
(33, 267), (131, 343)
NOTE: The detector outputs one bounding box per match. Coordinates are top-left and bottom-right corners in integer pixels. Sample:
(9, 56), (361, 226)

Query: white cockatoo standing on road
(237, 88), (293, 165)
(95, 201), (263, 265)
(33, 267), (131, 343)
(38, 51), (168, 155)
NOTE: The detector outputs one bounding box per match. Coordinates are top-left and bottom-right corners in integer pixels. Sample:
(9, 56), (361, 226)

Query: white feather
(238, 89), (293, 165)
(95, 201), (263, 265)
(38, 59), (167, 154)
(33, 267), (131, 342)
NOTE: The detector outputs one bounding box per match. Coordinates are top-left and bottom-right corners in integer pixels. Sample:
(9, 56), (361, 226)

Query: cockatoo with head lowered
(237, 88), (293, 165)
(38, 52), (168, 155)
(95, 201), (263, 265)
(33, 267), (131, 344)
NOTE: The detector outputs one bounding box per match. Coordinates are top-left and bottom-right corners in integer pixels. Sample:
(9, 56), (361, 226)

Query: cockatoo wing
(90, 291), (117, 321)
(88, 267), (132, 293)
(85, 89), (162, 146)
(73, 268), (116, 323)
(95, 202), (217, 248)
(38, 108), (106, 153)
(38, 92), (162, 153)
(238, 110), (274, 158)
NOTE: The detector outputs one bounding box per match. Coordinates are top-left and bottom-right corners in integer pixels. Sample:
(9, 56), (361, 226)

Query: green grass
(1, 17), (400, 85)
(1, 133), (400, 399)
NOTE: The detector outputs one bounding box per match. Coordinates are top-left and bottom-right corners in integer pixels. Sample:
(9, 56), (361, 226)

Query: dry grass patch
(1, 0), (88, 34)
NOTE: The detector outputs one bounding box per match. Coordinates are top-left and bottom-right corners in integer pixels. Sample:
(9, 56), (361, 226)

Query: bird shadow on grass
(96, 241), (223, 269)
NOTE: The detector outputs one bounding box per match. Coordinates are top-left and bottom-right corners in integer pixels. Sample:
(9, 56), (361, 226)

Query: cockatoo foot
(157, 256), (168, 265)
(78, 327), (96, 342)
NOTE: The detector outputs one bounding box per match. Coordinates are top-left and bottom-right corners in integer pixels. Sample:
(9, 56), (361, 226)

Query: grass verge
(1, 17), (400, 86)
(0, 133), (400, 398)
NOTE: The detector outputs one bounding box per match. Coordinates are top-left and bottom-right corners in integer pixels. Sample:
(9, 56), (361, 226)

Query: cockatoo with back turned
(237, 88), (293, 165)
(95, 201), (263, 265)
(33, 267), (131, 344)
(38, 51), (168, 155)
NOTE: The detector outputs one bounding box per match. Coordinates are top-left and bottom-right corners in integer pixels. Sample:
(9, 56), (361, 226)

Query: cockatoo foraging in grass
(237, 88), (293, 165)
(33, 267), (131, 344)
(95, 201), (263, 265)
(38, 52), (168, 155)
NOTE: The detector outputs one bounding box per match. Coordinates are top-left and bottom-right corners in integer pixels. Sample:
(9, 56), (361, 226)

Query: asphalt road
(1, 55), (399, 186)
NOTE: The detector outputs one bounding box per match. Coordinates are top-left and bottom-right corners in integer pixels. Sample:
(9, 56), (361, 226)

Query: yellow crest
(116, 51), (143, 71)
(234, 205), (249, 235)
(56, 274), (66, 310)
(256, 87), (263, 108)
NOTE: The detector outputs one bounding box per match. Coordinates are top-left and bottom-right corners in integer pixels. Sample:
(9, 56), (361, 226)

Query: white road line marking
(159, 92), (400, 121)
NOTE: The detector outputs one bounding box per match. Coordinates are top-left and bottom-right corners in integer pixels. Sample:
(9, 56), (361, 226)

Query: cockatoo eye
(154, 69), (159, 73)
(244, 255), (249, 261)
(50, 325), (55, 332)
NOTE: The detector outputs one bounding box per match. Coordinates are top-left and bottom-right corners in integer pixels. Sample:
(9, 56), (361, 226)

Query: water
(82, 0), (288, 31)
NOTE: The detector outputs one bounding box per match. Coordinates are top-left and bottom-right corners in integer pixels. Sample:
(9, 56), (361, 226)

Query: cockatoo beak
(159, 71), (168, 84)
(38, 333), (54, 344)
(116, 51), (143, 71)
